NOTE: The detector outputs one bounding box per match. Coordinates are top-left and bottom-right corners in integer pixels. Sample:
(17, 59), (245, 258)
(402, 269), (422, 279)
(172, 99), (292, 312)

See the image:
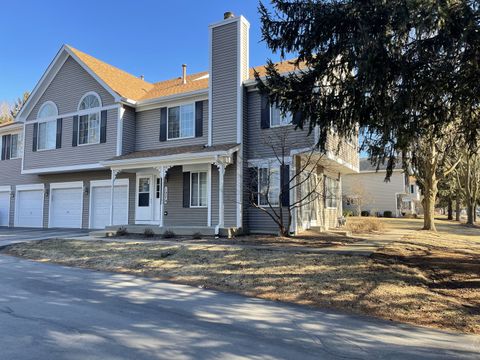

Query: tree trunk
(466, 199), (474, 225)
(422, 188), (437, 231)
(455, 194), (461, 221)
(447, 197), (453, 220)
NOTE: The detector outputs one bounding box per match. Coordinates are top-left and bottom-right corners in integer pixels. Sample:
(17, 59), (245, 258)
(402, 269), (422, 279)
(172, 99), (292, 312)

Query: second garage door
(49, 183), (83, 228)
(16, 186), (44, 227)
(90, 180), (129, 229)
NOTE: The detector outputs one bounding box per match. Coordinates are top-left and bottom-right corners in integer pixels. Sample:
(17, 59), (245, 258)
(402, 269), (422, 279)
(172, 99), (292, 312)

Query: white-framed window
(324, 176), (339, 208)
(37, 101), (58, 151)
(9, 133), (22, 159)
(270, 105), (292, 127)
(78, 93), (101, 145)
(190, 171), (207, 207)
(258, 166), (280, 207)
(37, 120), (57, 151)
(168, 103), (195, 140)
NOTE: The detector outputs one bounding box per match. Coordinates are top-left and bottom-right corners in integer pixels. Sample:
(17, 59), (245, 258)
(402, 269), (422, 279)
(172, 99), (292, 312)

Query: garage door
(50, 185), (83, 228)
(0, 191), (10, 226)
(16, 189), (44, 227)
(90, 183), (128, 229)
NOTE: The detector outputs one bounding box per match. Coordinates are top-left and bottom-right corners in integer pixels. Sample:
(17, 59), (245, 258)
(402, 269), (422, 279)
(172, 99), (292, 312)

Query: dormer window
(37, 101), (58, 151)
(78, 92), (102, 145)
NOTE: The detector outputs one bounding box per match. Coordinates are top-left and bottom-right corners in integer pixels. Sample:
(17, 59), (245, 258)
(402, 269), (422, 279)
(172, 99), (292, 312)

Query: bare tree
(343, 182), (371, 216)
(406, 125), (463, 231)
(456, 148), (480, 225)
(246, 128), (330, 237)
(0, 102), (12, 123)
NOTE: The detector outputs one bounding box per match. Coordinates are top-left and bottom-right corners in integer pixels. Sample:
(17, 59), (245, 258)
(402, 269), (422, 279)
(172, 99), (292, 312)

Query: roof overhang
(0, 122), (23, 135)
(133, 89), (209, 112)
(101, 145), (239, 171)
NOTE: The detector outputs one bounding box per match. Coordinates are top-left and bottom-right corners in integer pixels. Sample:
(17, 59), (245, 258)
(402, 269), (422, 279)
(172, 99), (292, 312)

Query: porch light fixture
(84, 185), (89, 196)
(10, 191), (14, 199)
(44, 189), (49, 198)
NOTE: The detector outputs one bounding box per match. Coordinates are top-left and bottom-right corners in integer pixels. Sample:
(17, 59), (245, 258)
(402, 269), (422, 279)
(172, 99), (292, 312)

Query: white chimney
(182, 64), (187, 84)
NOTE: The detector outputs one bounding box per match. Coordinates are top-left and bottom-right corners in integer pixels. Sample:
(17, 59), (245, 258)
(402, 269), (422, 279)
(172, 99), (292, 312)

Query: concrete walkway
(0, 254), (478, 359)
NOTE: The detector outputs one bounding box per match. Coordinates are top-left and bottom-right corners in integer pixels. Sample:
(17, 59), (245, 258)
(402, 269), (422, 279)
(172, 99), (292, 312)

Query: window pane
(191, 173), (199, 206)
(38, 103), (57, 118)
(168, 107), (180, 139)
(258, 168), (279, 206)
(138, 193), (149, 207)
(80, 94), (100, 110)
(269, 169), (280, 206)
(271, 105), (291, 126)
(38, 120), (56, 150)
(10, 134), (18, 158)
(79, 115), (88, 145)
(199, 172), (207, 206)
(89, 113), (100, 143)
(180, 104), (194, 138)
(139, 178), (150, 192)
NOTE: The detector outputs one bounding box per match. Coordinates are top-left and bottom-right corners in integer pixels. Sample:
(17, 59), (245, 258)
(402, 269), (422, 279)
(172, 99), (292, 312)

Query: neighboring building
(0, 12), (358, 234)
(342, 159), (420, 217)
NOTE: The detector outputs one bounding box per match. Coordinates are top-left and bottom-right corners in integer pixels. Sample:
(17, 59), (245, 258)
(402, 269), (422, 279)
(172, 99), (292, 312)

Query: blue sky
(0, 0), (278, 103)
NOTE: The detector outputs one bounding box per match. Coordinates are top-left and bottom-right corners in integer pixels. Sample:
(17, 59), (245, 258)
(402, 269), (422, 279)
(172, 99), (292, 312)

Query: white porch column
(110, 170), (120, 226)
(214, 156), (232, 235)
(156, 166), (170, 228)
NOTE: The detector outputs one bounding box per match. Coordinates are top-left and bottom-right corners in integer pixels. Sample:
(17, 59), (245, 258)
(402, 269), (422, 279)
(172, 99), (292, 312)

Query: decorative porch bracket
(109, 169), (121, 226)
(214, 155), (233, 235)
(155, 165), (172, 228)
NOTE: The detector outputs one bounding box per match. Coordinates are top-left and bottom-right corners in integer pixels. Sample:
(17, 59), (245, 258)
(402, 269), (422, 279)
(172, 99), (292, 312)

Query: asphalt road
(0, 254), (478, 360)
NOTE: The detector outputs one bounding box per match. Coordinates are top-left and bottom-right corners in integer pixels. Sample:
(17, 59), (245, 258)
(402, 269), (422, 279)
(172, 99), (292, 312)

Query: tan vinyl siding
(135, 100), (208, 151)
(342, 171), (405, 215)
(23, 108), (118, 170)
(27, 56), (115, 121)
(246, 90), (315, 159)
(122, 106), (136, 155)
(211, 22), (238, 145)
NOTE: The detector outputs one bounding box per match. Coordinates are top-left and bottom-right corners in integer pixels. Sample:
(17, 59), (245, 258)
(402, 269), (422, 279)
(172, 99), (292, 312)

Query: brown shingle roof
(107, 143), (239, 162)
(68, 45), (306, 102)
(68, 46), (154, 101)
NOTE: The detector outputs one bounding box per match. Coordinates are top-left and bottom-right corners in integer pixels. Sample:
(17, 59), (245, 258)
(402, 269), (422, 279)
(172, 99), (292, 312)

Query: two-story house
(342, 159), (421, 217)
(1, 12), (358, 235)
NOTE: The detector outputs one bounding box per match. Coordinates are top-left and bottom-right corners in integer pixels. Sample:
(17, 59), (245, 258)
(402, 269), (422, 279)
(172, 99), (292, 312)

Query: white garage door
(16, 189), (44, 227)
(91, 184), (128, 229)
(50, 186), (83, 228)
(0, 191), (10, 226)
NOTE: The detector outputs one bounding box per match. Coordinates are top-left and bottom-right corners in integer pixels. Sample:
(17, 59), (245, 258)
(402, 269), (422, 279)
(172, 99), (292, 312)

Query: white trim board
(22, 163), (105, 175)
(26, 104), (119, 124)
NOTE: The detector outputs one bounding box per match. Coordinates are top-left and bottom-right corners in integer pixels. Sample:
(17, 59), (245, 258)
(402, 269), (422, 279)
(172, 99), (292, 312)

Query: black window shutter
(5, 135), (11, 160)
(281, 164), (290, 207)
(183, 172), (190, 208)
(100, 110), (107, 143)
(249, 167), (259, 205)
(56, 118), (62, 149)
(159, 107), (167, 141)
(292, 111), (303, 128)
(195, 101), (203, 137)
(72, 115), (79, 147)
(1, 135), (6, 160)
(32, 123), (38, 152)
(260, 94), (270, 129)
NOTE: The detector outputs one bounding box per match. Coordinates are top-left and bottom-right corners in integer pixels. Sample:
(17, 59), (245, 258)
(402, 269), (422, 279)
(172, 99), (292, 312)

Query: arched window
(77, 92), (102, 145)
(78, 92), (101, 110)
(36, 102), (58, 151)
(38, 101), (58, 118)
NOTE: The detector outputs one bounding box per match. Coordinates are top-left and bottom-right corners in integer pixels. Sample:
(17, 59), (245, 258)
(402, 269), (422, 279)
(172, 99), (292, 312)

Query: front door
(136, 175), (153, 222)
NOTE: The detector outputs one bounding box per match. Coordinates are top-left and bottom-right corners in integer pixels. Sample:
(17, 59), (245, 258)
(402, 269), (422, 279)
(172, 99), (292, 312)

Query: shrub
(383, 211), (393, 218)
(192, 232), (203, 240)
(343, 210), (354, 217)
(361, 210), (370, 217)
(116, 227), (128, 236)
(143, 228), (155, 238)
(162, 230), (176, 239)
(345, 217), (386, 234)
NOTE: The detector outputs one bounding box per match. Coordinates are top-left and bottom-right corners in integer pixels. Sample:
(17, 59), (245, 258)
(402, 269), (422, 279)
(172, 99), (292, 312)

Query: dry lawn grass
(345, 216), (387, 234)
(2, 232), (479, 335)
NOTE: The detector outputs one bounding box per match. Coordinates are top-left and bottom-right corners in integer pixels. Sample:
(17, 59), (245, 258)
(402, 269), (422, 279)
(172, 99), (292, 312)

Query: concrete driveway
(0, 255), (478, 359)
(0, 227), (89, 246)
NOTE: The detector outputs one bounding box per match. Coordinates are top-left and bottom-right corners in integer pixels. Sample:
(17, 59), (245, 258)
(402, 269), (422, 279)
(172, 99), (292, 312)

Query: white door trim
(14, 184), (45, 227)
(89, 178), (129, 228)
(48, 181), (84, 228)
